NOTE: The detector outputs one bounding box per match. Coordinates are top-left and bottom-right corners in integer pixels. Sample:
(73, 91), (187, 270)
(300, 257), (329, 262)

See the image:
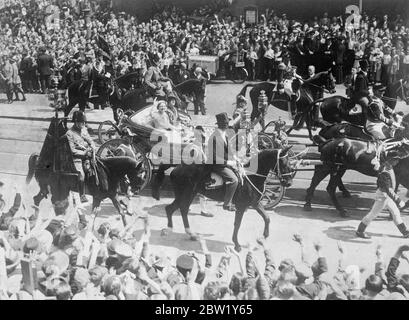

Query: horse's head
(276, 146), (295, 188)
(291, 78), (302, 93)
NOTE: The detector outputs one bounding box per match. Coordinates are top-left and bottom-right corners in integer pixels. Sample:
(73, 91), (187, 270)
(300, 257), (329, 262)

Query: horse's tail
(238, 83), (255, 97)
(26, 153), (39, 185)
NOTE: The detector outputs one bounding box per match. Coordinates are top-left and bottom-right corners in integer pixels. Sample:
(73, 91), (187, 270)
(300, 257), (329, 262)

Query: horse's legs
(304, 165), (331, 211)
(327, 170), (350, 217)
(254, 204), (270, 239)
(165, 200), (179, 231)
(151, 164), (171, 201)
(33, 181), (48, 206)
(111, 195), (127, 226)
(180, 192), (198, 239)
(336, 168), (351, 198)
(232, 209), (245, 252)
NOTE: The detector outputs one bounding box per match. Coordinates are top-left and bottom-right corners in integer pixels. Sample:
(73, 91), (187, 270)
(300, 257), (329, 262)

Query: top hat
(215, 112), (230, 126)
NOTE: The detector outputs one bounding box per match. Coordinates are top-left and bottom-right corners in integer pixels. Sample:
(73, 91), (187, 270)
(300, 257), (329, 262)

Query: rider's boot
(397, 223), (409, 238)
(356, 222), (371, 239)
(223, 181), (238, 212)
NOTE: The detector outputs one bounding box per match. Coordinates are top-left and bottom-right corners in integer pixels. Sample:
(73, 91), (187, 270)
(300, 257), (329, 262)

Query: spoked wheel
(259, 171), (286, 210)
(231, 68), (248, 84)
(97, 139), (153, 192)
(98, 120), (121, 144)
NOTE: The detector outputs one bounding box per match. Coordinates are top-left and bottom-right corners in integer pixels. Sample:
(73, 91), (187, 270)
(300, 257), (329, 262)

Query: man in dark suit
(174, 62), (190, 85)
(37, 47), (54, 94)
(207, 113), (238, 212)
(350, 59), (370, 111)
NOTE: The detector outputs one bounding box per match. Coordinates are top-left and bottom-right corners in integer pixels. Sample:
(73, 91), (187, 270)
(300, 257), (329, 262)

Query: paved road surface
(2, 83), (409, 280)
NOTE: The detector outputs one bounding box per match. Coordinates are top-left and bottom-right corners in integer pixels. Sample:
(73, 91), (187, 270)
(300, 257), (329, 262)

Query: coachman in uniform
(365, 84), (400, 140)
(66, 111), (96, 203)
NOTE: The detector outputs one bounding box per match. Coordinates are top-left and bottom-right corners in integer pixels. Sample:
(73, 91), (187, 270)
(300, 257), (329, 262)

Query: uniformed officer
(66, 111), (96, 203)
(144, 53), (171, 99)
(356, 153), (409, 239)
(365, 84), (401, 140)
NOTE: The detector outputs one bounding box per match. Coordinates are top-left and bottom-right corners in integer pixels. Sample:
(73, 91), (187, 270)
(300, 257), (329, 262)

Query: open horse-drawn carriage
(96, 104), (296, 210)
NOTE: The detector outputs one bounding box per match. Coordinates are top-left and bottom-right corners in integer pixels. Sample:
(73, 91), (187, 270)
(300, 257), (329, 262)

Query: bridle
(241, 149), (294, 196)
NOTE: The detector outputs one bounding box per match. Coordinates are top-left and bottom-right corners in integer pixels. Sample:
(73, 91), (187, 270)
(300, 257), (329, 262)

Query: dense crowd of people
(2, 183), (409, 300)
(2, 0), (409, 301)
(1, 0), (408, 104)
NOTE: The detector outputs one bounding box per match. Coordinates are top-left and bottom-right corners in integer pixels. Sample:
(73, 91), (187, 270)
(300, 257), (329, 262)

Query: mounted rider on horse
(66, 110), (97, 203)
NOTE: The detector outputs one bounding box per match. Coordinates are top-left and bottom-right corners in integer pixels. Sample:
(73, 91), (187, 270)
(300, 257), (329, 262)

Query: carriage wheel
(96, 139), (153, 192)
(231, 68), (248, 84)
(259, 171), (286, 210)
(98, 121), (121, 144)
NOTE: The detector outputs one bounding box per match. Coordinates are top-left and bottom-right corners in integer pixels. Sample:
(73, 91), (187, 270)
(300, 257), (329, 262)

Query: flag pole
(359, 0), (362, 12)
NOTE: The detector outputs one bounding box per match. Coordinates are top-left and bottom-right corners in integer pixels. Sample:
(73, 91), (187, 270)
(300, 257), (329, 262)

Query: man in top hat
(356, 149), (409, 239)
(365, 84), (401, 140)
(206, 113), (239, 211)
(350, 59), (370, 113)
(144, 53), (172, 99)
(66, 110), (96, 203)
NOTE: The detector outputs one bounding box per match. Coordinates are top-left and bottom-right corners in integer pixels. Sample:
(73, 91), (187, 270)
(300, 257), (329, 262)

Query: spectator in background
(10, 55), (26, 102)
(37, 47), (54, 94)
(1, 55), (14, 103)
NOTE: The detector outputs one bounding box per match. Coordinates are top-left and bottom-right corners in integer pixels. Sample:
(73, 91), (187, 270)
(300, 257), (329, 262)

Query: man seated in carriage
(365, 84), (402, 140)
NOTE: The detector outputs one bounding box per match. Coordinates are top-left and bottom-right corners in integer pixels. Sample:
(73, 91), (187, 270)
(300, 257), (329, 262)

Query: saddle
(203, 168), (243, 190)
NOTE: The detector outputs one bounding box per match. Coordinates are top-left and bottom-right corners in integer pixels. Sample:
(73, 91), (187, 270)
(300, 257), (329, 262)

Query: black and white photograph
(0, 0), (409, 305)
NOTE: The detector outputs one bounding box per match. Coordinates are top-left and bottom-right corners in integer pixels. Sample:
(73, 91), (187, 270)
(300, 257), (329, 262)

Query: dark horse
(285, 71), (336, 140)
(314, 78), (409, 126)
(162, 147), (294, 251)
(110, 78), (207, 123)
(26, 154), (143, 225)
(237, 71), (336, 134)
(304, 124), (409, 216)
(65, 75), (122, 119)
